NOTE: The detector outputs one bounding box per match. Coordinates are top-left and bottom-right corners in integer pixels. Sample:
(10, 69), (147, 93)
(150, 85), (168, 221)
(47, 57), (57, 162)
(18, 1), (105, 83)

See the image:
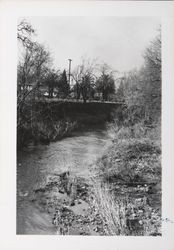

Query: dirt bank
(30, 172), (106, 235)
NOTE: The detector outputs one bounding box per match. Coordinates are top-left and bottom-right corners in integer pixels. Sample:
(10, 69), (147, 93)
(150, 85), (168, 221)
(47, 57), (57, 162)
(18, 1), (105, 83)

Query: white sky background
(22, 17), (160, 73)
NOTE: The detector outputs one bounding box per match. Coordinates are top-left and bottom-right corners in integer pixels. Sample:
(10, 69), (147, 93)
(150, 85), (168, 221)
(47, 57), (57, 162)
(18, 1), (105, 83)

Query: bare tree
(17, 43), (51, 108)
(72, 58), (97, 102)
(17, 20), (35, 49)
(121, 31), (161, 124)
(96, 63), (116, 101)
(71, 65), (83, 100)
(17, 22), (52, 132)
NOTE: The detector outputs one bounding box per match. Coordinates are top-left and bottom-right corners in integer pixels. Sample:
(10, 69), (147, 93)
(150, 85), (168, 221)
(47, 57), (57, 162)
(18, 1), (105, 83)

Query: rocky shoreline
(30, 172), (105, 235)
(26, 169), (161, 236)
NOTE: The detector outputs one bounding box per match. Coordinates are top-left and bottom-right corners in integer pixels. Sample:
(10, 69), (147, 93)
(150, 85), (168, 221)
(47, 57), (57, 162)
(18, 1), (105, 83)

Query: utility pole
(68, 59), (72, 86)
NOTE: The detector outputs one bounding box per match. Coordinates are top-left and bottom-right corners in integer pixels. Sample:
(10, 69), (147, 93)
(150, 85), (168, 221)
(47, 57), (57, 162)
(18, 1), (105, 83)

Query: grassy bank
(92, 121), (161, 236)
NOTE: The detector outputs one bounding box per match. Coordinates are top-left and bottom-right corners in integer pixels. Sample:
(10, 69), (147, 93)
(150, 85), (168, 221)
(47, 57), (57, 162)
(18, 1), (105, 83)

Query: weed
(92, 122), (161, 235)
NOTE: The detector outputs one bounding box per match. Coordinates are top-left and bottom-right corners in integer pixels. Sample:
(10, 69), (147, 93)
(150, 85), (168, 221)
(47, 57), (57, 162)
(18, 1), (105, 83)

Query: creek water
(17, 127), (112, 234)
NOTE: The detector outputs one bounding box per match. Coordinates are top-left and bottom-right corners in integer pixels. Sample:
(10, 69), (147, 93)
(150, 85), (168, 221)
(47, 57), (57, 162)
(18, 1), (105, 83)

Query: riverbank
(17, 122), (161, 235)
(91, 122), (161, 235)
(17, 128), (111, 235)
(17, 100), (120, 148)
(28, 172), (105, 235)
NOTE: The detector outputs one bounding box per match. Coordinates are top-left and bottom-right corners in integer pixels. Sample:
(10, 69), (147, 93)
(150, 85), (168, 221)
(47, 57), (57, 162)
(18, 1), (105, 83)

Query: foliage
(91, 31), (162, 236)
(120, 32), (161, 124)
(115, 79), (125, 102)
(96, 74), (115, 101)
(17, 21), (73, 147)
(72, 58), (96, 102)
(93, 121), (161, 235)
(17, 43), (51, 99)
(96, 64), (115, 101)
(92, 179), (161, 236)
(17, 102), (77, 147)
(43, 69), (60, 98)
(57, 70), (70, 98)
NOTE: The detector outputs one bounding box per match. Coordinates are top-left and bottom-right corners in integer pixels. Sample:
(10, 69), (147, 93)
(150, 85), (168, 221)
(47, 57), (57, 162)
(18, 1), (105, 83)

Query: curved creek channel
(17, 127), (112, 235)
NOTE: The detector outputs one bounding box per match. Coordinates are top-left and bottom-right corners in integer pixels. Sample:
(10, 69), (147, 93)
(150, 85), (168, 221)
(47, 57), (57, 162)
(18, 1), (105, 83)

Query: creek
(17, 126), (112, 234)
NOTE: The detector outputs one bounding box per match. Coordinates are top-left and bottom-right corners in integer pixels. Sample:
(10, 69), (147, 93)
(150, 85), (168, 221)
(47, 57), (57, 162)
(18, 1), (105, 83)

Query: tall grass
(102, 121), (161, 183)
(91, 179), (128, 235)
(91, 120), (161, 235)
(91, 178), (161, 236)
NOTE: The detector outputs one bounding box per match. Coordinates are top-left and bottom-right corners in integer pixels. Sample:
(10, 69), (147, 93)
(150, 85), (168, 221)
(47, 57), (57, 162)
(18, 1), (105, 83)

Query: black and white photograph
(17, 16), (162, 236)
(1, 1), (174, 249)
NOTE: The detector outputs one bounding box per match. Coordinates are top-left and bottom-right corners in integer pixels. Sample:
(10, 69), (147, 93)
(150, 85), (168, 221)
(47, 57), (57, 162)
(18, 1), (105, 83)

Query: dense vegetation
(92, 30), (161, 235)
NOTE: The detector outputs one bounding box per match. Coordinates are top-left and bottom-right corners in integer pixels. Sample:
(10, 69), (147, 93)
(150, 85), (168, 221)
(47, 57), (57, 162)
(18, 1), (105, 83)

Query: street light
(68, 59), (72, 85)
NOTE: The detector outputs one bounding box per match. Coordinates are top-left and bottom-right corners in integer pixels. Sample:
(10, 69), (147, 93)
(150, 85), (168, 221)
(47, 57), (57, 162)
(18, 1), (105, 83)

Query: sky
(24, 17), (160, 73)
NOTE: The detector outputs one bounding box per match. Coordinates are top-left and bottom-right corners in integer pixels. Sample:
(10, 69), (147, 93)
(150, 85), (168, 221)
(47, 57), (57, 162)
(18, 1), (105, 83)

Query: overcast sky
(25, 17), (160, 73)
